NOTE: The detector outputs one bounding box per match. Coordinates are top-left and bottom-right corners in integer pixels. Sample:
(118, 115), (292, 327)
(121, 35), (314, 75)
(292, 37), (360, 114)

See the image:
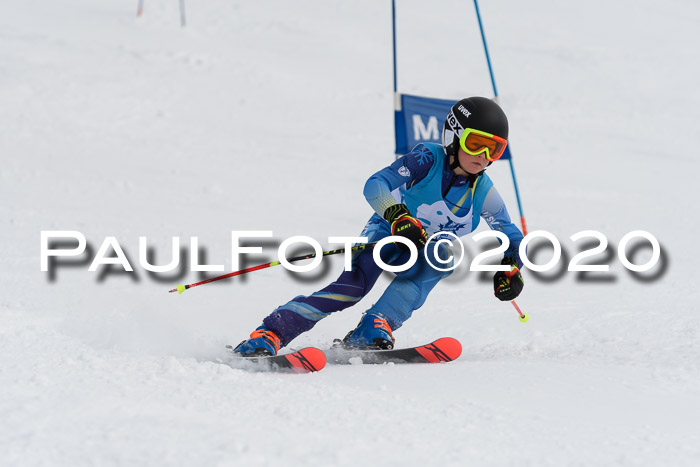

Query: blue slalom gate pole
(392, 0), (403, 159)
(473, 0), (528, 234)
(392, 0), (398, 93)
(507, 156), (527, 235)
(473, 0), (498, 98)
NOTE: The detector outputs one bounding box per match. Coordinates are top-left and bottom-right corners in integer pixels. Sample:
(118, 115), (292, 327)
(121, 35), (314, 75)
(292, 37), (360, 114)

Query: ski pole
(169, 242), (377, 294)
(511, 300), (529, 323)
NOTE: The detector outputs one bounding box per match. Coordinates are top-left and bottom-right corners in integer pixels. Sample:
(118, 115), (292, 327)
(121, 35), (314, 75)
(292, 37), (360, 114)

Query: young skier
(233, 97), (524, 356)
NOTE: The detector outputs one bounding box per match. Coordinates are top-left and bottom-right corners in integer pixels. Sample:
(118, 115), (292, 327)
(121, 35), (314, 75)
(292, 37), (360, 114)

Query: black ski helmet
(442, 97), (509, 158)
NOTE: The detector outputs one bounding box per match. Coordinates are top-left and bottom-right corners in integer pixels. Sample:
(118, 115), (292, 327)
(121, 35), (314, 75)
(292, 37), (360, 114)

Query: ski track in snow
(2, 0), (700, 465)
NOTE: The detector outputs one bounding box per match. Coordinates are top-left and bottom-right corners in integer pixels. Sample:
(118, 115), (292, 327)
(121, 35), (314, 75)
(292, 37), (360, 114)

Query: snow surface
(2, 0), (700, 465)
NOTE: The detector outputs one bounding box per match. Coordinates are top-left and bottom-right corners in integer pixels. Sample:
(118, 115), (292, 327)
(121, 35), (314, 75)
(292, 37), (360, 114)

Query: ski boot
(232, 326), (282, 356)
(342, 313), (395, 350)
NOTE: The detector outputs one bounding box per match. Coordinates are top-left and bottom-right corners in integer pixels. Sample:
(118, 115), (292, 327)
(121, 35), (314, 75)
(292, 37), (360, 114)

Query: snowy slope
(2, 0), (699, 465)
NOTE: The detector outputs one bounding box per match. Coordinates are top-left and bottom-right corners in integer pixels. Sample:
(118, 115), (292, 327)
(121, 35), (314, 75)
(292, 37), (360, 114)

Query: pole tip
(519, 313), (529, 323)
(177, 285), (186, 294)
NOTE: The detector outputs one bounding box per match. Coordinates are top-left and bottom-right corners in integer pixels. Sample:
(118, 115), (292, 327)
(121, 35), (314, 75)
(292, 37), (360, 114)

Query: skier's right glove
(383, 204), (427, 250)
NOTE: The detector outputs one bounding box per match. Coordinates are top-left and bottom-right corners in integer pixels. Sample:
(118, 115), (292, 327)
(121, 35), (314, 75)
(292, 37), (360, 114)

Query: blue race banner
(394, 93), (511, 161)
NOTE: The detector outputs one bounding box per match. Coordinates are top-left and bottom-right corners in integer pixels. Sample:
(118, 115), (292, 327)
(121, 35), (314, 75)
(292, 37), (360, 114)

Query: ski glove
(493, 257), (524, 301)
(383, 204), (428, 250)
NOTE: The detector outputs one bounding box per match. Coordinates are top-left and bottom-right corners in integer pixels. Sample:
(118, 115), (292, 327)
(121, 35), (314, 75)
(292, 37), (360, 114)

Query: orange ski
(326, 337), (462, 365)
(227, 346), (327, 373)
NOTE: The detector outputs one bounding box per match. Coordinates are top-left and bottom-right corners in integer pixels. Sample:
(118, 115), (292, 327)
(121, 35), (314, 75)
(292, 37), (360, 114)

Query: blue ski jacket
(363, 143), (523, 263)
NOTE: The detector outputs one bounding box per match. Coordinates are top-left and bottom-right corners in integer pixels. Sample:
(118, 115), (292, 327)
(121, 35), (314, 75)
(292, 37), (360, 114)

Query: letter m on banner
(412, 115), (439, 141)
(394, 93), (512, 161)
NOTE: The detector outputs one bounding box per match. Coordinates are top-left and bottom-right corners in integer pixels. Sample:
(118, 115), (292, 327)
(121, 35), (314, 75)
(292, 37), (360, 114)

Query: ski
(325, 337), (462, 365)
(225, 346), (327, 373)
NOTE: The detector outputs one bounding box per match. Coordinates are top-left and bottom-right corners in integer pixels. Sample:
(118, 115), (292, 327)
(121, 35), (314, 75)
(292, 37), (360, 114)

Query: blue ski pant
(262, 216), (454, 347)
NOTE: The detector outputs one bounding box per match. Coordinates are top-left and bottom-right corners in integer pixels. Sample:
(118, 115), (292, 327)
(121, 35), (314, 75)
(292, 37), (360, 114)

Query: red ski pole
(511, 300), (529, 322)
(169, 242), (377, 294)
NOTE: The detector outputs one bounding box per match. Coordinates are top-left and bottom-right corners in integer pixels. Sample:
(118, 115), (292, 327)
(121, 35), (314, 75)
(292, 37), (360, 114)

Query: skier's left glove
(493, 257), (524, 301)
(383, 204), (428, 250)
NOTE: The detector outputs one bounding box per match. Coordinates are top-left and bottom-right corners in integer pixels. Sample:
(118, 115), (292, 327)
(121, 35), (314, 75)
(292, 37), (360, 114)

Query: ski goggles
(459, 128), (508, 161)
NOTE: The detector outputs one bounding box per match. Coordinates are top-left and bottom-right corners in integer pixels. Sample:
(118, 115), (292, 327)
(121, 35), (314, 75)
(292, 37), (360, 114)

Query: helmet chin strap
(449, 154), (484, 188)
(448, 152), (461, 171)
